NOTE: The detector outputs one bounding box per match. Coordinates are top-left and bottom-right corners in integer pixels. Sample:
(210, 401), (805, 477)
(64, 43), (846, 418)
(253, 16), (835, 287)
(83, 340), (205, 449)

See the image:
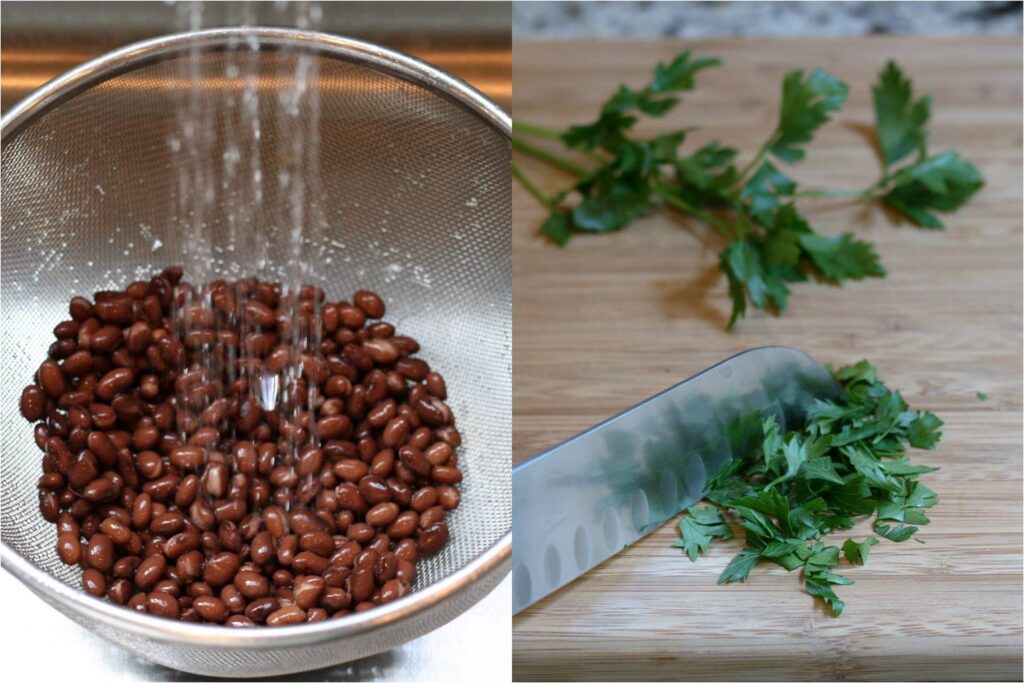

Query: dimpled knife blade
(511, 346), (838, 614)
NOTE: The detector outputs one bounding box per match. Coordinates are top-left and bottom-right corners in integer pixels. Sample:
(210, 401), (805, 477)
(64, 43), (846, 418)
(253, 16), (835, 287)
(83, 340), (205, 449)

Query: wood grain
(511, 37), (1022, 682)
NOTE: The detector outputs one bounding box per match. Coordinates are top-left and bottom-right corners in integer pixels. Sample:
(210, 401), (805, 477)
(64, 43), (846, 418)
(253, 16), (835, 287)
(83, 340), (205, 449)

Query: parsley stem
(512, 121), (565, 140)
(794, 189), (872, 200)
(653, 183), (730, 236)
(796, 178), (888, 200)
(514, 121), (610, 164)
(737, 136), (775, 182)
(511, 136), (589, 177)
(512, 162), (557, 210)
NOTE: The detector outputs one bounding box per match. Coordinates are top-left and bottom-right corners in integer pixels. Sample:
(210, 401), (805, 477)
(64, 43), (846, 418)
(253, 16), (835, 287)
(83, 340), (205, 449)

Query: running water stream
(168, 1), (325, 512)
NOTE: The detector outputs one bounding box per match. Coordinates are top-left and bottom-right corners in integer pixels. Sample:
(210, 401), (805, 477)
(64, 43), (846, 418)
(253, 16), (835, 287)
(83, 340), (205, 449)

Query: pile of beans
(21, 266), (462, 626)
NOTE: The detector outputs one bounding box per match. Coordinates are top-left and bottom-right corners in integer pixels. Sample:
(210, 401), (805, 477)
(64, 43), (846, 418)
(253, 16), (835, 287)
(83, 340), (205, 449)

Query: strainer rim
(1, 536), (510, 647)
(0, 26), (512, 140)
(1, 26), (511, 647)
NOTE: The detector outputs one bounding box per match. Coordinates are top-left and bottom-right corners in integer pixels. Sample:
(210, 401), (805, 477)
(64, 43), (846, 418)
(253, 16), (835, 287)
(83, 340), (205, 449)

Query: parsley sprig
(672, 360), (943, 616)
(513, 54), (983, 328)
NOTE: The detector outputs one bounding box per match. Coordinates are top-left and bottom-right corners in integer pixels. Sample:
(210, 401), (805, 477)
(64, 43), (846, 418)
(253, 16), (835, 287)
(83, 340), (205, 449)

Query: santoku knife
(512, 346), (838, 613)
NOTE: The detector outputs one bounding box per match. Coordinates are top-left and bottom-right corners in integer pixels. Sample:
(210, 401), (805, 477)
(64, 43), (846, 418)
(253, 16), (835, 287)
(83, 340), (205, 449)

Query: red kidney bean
(38, 360), (68, 398)
(221, 584), (246, 614)
(425, 372), (447, 399)
(424, 441), (452, 466)
(386, 511), (419, 539)
(86, 533), (114, 572)
(370, 449), (395, 478)
(95, 295), (133, 325)
(298, 531), (333, 557)
(165, 530), (200, 559)
(234, 570), (271, 600)
(334, 459), (368, 482)
(418, 522), (449, 555)
(57, 533), (81, 564)
(395, 358), (429, 381)
(295, 447), (325, 478)
(362, 338), (399, 365)
(399, 446), (431, 477)
(69, 296), (94, 321)
(396, 559), (417, 585)
(193, 596), (229, 623)
(413, 396), (447, 427)
(436, 485), (460, 510)
(96, 368), (134, 401)
(90, 325), (123, 354)
(358, 476), (392, 506)
(20, 386), (46, 421)
(353, 291), (385, 319)
(435, 425), (462, 448)
(366, 321), (395, 338)
(170, 445), (206, 471)
(366, 502), (400, 527)
(175, 550), (203, 582)
(395, 538), (418, 563)
(410, 487), (438, 513)
(374, 551), (398, 583)
(135, 553), (166, 590)
(127, 592), (147, 612)
(381, 417), (409, 448)
(339, 305), (366, 331)
(150, 511), (185, 536)
(324, 375), (352, 398)
(100, 517), (132, 544)
(244, 597), (280, 623)
(276, 534), (298, 567)
(243, 300), (276, 327)
(292, 575), (325, 609)
(419, 505), (445, 530)
(82, 568), (107, 597)
(378, 578), (408, 604)
(321, 587), (351, 613)
(431, 465), (463, 485)
(266, 604), (306, 627)
(348, 568), (375, 604)
(147, 592), (180, 619)
(250, 531), (275, 565)
(292, 551), (330, 575)
(107, 578), (133, 605)
(125, 322), (152, 355)
(83, 478), (117, 503)
(86, 430), (117, 464)
(53, 320), (80, 340)
(67, 451), (99, 491)
(203, 551), (241, 588)
(263, 506), (288, 538)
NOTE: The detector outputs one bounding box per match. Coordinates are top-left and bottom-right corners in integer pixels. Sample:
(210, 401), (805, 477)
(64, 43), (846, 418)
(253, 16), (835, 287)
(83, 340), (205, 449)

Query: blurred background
(1, 0), (510, 112)
(514, 1), (1022, 38)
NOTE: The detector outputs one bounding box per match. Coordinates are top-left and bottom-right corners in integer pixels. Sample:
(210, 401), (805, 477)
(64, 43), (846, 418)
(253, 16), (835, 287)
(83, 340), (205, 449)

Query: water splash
(167, 1), (325, 512)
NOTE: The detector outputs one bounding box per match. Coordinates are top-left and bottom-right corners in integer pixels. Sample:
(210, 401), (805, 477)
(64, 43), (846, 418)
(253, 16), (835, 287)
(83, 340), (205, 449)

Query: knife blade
(511, 346), (838, 614)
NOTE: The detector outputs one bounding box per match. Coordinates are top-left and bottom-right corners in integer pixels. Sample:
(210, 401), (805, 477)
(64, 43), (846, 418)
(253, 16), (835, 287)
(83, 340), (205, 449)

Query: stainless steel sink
(0, 1), (511, 112)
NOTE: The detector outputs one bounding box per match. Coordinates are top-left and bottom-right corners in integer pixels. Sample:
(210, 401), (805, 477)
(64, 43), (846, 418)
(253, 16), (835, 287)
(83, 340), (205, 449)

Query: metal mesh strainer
(0, 28), (510, 678)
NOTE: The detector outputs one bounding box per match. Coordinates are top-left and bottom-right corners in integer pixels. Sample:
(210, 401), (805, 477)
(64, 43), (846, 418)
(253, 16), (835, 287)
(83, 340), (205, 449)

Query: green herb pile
(674, 360), (942, 616)
(512, 54), (984, 328)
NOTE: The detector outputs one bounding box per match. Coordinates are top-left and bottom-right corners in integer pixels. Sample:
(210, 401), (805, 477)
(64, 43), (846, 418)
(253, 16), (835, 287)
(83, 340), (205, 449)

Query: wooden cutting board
(512, 37), (1022, 681)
